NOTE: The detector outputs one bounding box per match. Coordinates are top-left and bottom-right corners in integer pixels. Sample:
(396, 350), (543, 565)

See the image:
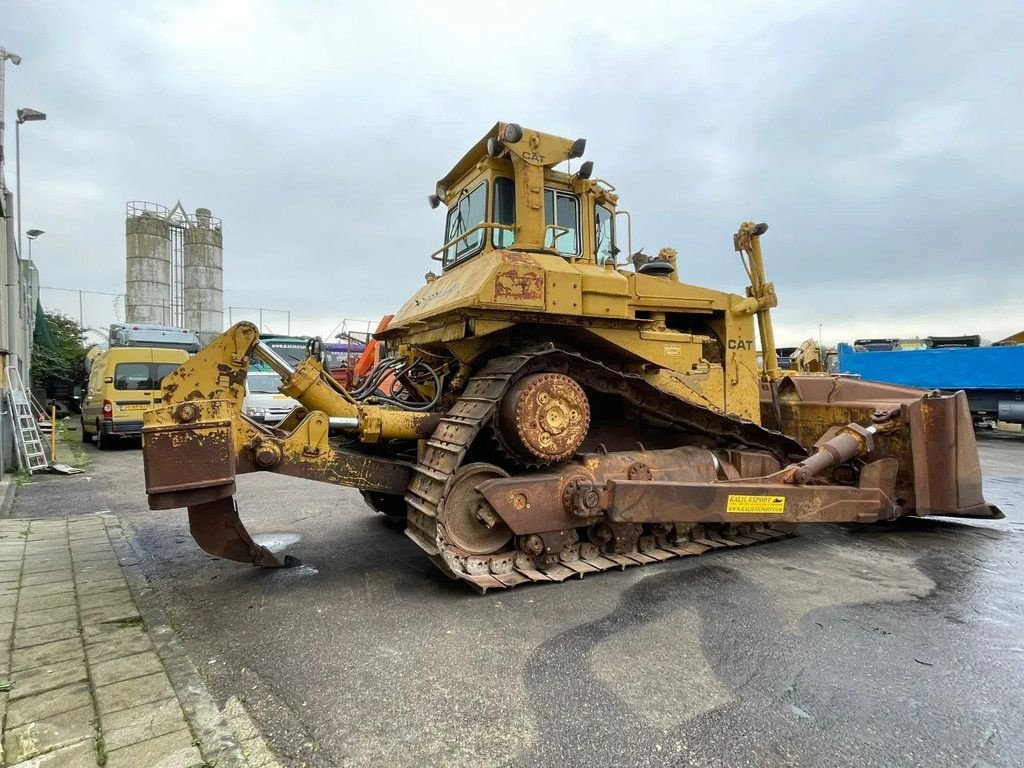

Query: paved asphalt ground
(16, 432), (1024, 768)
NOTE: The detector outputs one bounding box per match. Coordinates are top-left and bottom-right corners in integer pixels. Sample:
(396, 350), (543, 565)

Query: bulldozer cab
(431, 122), (619, 270)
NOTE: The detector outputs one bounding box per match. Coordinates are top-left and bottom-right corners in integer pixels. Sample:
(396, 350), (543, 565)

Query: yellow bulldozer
(141, 122), (1000, 592)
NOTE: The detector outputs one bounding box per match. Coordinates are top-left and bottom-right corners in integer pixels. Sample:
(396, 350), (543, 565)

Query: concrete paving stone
(83, 620), (146, 646)
(0, 572), (20, 586)
(2, 703), (95, 764)
(71, 558), (115, 571)
(95, 670), (175, 715)
(20, 553), (67, 565)
(13, 620), (80, 650)
(5, 682), (92, 728)
(20, 571), (74, 588)
(16, 605), (78, 630)
(103, 728), (202, 768)
(24, 539), (66, 548)
(67, 532), (107, 541)
(74, 568), (124, 586)
(69, 537), (110, 547)
(101, 698), (189, 752)
(22, 559), (73, 576)
(67, 535), (106, 544)
(0, 619), (14, 640)
(0, 592), (19, 609)
(71, 551), (112, 562)
(91, 650), (164, 687)
(17, 591), (75, 613)
(0, 604), (16, 624)
(68, 545), (111, 556)
(68, 543), (110, 553)
(6, 739), (97, 768)
(18, 582), (74, 600)
(71, 545), (111, 553)
(75, 578), (125, 596)
(84, 629), (151, 664)
(0, 559), (23, 572)
(0, 584), (21, 599)
(11, 637), (85, 673)
(21, 565), (71, 581)
(22, 543), (69, 554)
(68, 542), (109, 552)
(8, 658), (88, 701)
(79, 601), (139, 627)
(77, 588), (132, 612)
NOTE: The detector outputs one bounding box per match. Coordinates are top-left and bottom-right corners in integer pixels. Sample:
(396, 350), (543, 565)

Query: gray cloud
(5, 0), (1021, 343)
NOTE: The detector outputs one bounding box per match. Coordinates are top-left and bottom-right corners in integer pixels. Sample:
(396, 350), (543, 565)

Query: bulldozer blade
(187, 497), (300, 568)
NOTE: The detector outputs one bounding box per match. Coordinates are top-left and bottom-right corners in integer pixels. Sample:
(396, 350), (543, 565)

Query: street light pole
(15, 108), (46, 261)
(0, 48), (23, 189)
(26, 229), (43, 260)
(1, 48), (24, 382)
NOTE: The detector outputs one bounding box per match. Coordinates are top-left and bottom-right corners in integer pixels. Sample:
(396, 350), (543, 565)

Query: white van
(244, 369), (300, 425)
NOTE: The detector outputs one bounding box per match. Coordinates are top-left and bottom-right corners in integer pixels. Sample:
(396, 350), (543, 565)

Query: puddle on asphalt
(251, 532), (302, 549)
(249, 532), (319, 575)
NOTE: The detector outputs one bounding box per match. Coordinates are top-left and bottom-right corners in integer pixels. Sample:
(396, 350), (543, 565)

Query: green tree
(31, 307), (89, 394)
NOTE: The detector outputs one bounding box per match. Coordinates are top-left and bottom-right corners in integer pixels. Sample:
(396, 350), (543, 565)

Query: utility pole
(0, 48), (23, 186)
(1, 48), (24, 378)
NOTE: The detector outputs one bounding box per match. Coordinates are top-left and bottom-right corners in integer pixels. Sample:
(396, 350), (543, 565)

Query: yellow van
(81, 347), (189, 449)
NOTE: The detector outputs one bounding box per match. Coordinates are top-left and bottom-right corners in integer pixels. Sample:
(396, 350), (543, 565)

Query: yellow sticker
(726, 494), (786, 514)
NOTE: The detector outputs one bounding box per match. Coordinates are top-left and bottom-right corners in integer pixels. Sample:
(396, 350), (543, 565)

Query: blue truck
(837, 339), (1024, 424)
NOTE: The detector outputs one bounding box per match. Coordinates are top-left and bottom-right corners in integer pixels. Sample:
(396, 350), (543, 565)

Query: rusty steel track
(404, 346), (804, 592)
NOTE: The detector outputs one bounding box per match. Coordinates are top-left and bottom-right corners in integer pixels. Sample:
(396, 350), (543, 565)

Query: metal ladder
(5, 366), (50, 474)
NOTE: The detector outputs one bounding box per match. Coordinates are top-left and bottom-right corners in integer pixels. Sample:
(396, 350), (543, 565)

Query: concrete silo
(125, 202), (172, 325)
(183, 208), (224, 344)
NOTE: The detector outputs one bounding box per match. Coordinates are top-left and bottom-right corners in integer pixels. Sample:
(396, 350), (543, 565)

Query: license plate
(121, 404), (150, 411)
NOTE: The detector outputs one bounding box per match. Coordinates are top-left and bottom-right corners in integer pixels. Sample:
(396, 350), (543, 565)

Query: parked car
(81, 346), (189, 448)
(243, 368), (300, 425)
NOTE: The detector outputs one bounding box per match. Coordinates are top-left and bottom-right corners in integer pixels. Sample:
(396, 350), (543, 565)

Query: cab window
(544, 189), (580, 255)
(444, 182), (488, 267)
(595, 205), (615, 265)
(113, 363), (179, 391)
(492, 177), (515, 247)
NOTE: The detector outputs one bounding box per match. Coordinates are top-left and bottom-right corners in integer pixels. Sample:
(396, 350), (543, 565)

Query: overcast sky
(4, 0), (1021, 345)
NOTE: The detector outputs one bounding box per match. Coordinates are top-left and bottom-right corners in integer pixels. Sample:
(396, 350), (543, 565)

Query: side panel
(837, 343), (1024, 390)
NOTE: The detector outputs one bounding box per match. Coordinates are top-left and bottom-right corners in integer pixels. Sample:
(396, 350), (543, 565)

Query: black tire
(97, 423), (112, 450)
(80, 419), (91, 443)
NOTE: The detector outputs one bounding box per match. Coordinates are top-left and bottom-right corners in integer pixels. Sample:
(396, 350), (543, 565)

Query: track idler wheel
(499, 373), (590, 463)
(438, 463), (513, 556)
(187, 497), (300, 568)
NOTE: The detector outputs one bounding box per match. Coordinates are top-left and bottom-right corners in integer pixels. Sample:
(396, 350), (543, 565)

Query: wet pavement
(17, 433), (1024, 768)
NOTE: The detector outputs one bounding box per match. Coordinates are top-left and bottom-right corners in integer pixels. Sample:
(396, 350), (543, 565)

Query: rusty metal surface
(187, 497), (298, 568)
(143, 402), (237, 510)
(406, 348), (810, 591)
(498, 372), (590, 463)
(437, 463), (512, 555)
(764, 375), (1000, 519)
(602, 479), (895, 525)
